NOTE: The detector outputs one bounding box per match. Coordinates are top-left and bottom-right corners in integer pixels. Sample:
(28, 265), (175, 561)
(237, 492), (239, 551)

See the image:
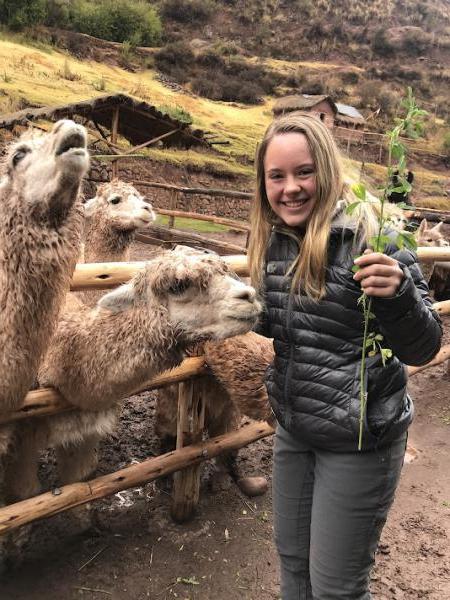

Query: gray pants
(273, 425), (407, 600)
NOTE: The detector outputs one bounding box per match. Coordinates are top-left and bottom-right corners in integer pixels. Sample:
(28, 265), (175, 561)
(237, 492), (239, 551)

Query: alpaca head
(0, 119), (89, 219)
(84, 179), (155, 231)
(415, 219), (449, 247)
(98, 246), (263, 342)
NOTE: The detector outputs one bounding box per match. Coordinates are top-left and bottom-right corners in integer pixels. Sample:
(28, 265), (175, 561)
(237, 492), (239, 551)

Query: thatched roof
(272, 94), (337, 116)
(335, 103), (365, 126)
(0, 94), (210, 149)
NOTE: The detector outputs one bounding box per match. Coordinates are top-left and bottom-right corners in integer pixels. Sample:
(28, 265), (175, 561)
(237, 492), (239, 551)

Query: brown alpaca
(156, 332), (274, 497)
(6, 248), (262, 508)
(79, 179), (156, 306)
(0, 119), (88, 565)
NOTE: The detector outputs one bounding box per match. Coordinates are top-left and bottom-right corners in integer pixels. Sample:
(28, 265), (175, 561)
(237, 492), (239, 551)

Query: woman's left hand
(353, 249), (404, 298)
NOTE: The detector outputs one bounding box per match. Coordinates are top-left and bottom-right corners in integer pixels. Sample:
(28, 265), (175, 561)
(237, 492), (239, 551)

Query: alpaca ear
(97, 283), (135, 313)
(83, 197), (99, 218)
(417, 219), (428, 237)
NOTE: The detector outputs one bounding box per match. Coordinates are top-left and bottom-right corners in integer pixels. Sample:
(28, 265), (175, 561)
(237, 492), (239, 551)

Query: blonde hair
(248, 112), (378, 300)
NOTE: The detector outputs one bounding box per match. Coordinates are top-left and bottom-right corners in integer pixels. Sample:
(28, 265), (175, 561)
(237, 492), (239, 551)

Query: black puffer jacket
(258, 217), (442, 452)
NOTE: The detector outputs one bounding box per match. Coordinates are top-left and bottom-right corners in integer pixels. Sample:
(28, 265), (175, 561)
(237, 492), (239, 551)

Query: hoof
(236, 476), (268, 497)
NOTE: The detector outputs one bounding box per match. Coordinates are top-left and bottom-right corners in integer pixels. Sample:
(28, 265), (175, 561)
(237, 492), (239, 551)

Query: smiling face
(264, 132), (317, 229)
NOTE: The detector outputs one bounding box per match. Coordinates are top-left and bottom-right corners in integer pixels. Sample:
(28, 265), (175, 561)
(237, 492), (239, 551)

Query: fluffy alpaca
(6, 247), (262, 504)
(414, 219), (449, 283)
(0, 119), (88, 564)
(156, 332), (274, 496)
(79, 179), (155, 305)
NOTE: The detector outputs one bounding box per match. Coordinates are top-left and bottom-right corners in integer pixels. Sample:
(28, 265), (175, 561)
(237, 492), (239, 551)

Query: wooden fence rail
(0, 421), (275, 535)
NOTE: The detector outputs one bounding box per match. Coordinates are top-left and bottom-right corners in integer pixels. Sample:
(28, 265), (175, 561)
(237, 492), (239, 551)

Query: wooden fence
(0, 251), (450, 534)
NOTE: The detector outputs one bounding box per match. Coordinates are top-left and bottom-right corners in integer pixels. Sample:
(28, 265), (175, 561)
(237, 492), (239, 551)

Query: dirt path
(1, 244), (449, 600)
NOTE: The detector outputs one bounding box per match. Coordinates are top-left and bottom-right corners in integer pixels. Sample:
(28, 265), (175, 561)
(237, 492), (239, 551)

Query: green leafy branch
(347, 87), (427, 450)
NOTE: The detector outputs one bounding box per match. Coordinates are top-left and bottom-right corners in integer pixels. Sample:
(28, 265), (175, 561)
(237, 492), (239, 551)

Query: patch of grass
(155, 214), (229, 233)
(143, 147), (253, 179)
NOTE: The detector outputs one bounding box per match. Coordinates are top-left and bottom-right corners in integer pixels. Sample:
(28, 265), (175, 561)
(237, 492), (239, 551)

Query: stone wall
(85, 156), (253, 222)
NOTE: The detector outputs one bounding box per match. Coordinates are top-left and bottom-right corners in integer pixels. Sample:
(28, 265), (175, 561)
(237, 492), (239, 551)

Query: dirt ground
(1, 236), (450, 600)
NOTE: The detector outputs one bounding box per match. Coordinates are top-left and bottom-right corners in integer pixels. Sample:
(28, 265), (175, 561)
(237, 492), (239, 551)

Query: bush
(192, 73), (264, 104)
(154, 42), (194, 74)
(45, 0), (70, 27)
(302, 81), (325, 95)
(158, 104), (193, 125)
(402, 29), (432, 56)
(69, 0), (162, 46)
(371, 28), (395, 57)
(341, 71), (360, 85)
(161, 0), (215, 24)
(442, 133), (450, 158)
(0, 0), (46, 30)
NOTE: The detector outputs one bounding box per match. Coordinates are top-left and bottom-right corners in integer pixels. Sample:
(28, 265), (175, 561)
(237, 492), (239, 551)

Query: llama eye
(12, 148), (29, 167)
(110, 196), (121, 205)
(168, 279), (191, 295)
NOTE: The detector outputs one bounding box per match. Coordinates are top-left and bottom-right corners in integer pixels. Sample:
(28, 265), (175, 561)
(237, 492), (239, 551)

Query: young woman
(248, 112), (442, 599)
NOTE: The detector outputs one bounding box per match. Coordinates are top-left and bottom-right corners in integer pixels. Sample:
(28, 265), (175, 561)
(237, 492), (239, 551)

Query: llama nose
(234, 286), (256, 302)
(142, 204), (152, 212)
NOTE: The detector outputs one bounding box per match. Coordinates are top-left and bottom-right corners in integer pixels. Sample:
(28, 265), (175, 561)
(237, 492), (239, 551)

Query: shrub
(191, 75), (222, 101)
(371, 28), (395, 57)
(161, 0), (215, 24)
(302, 81), (325, 95)
(0, 0), (46, 30)
(154, 42), (194, 74)
(69, 0), (162, 46)
(442, 133), (450, 158)
(45, 0), (71, 27)
(196, 49), (225, 69)
(402, 29), (432, 56)
(359, 81), (380, 109)
(341, 71), (360, 85)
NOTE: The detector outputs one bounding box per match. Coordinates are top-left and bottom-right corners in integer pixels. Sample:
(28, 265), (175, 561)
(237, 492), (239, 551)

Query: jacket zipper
(274, 227), (301, 427)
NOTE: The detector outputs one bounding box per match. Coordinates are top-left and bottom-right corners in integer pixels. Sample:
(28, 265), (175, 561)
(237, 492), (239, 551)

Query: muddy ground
(1, 235), (450, 600)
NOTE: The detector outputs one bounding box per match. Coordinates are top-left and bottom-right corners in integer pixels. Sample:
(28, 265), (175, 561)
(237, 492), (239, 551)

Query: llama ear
(83, 197), (99, 218)
(432, 221), (443, 233)
(97, 283), (135, 313)
(417, 219), (428, 237)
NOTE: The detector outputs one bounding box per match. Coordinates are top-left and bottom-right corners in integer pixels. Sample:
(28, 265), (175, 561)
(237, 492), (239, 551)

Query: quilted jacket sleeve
(371, 246), (442, 366)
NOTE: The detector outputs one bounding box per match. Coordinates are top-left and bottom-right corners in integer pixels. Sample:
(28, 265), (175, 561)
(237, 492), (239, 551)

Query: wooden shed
(272, 94), (337, 129)
(335, 103), (365, 130)
(0, 93), (210, 150)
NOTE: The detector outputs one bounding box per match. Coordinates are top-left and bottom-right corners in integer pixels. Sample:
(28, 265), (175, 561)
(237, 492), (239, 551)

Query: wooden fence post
(168, 189), (178, 228)
(111, 106), (120, 180)
(171, 351), (207, 522)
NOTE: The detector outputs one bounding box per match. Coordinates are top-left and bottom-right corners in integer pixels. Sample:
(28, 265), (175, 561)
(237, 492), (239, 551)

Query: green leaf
(346, 201), (362, 216)
(397, 231), (417, 251)
(351, 183), (366, 201)
(375, 334), (384, 341)
(351, 264), (360, 273)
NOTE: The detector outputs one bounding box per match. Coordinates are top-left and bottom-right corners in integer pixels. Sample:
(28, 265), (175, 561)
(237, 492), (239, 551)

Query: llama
(414, 219), (449, 283)
(156, 332), (274, 497)
(79, 179), (156, 305)
(0, 119), (88, 565)
(5, 247), (262, 507)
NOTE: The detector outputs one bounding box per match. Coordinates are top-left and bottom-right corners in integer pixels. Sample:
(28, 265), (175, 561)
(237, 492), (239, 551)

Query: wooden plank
(0, 357), (207, 425)
(89, 179), (254, 200)
(69, 255), (249, 291)
(135, 225), (246, 255)
(0, 421), (275, 534)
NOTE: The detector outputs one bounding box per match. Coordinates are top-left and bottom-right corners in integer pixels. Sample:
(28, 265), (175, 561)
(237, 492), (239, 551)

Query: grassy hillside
(0, 33), (448, 207)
